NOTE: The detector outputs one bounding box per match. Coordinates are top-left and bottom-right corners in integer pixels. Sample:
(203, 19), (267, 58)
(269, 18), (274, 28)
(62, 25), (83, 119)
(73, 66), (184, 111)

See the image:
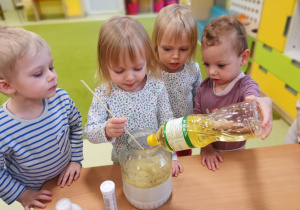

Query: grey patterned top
(162, 62), (202, 118)
(84, 75), (177, 163)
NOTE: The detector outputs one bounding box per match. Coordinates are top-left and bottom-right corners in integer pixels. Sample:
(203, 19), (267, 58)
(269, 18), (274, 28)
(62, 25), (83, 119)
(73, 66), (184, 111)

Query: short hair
(152, 4), (198, 64)
(201, 15), (248, 56)
(97, 16), (160, 94)
(0, 26), (51, 81)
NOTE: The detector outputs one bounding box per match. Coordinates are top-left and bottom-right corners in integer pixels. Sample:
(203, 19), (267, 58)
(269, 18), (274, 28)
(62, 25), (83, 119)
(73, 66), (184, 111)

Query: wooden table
(37, 144), (300, 209)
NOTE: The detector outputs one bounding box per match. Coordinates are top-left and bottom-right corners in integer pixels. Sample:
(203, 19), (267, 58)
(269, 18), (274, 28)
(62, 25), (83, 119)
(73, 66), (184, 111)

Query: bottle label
(163, 117), (194, 151)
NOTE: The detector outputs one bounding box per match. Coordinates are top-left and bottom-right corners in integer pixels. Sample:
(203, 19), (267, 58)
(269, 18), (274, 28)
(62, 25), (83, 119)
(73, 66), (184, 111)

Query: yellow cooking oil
(121, 154), (171, 189)
(186, 114), (257, 147)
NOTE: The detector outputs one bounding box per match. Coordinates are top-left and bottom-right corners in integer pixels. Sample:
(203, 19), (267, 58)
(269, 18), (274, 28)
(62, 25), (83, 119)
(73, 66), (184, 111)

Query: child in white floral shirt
(84, 16), (183, 177)
(152, 4), (202, 158)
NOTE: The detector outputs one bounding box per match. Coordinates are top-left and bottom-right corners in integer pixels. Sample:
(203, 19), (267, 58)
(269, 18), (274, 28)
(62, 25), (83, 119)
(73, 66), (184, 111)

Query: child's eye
(134, 67), (143, 71)
(49, 67), (54, 71)
(203, 63), (209, 66)
(114, 70), (123, 74)
(163, 48), (170, 51)
(218, 64), (225, 68)
(34, 72), (42, 77)
(180, 48), (188, 51)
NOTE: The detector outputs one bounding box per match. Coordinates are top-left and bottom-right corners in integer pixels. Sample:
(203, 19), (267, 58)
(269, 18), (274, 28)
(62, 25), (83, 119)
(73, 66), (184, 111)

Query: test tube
(100, 180), (118, 210)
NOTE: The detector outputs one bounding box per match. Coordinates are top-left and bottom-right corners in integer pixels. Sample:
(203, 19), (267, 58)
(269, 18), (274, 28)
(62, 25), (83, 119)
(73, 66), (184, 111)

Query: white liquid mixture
(122, 175), (172, 209)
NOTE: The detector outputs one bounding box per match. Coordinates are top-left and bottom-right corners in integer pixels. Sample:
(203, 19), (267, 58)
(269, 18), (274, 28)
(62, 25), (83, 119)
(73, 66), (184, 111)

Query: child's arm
(0, 156), (52, 207)
(67, 95), (83, 162)
(200, 144), (223, 171)
(105, 117), (127, 138)
(84, 88), (123, 143)
(16, 189), (52, 210)
(245, 96), (272, 139)
(172, 153), (183, 177)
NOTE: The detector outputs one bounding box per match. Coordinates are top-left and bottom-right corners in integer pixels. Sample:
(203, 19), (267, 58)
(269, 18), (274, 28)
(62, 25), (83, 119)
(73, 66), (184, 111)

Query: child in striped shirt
(0, 27), (83, 209)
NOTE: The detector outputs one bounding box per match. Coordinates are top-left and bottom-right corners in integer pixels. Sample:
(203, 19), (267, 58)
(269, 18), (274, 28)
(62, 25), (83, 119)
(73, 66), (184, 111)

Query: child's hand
(57, 162), (81, 187)
(201, 144), (223, 171)
(105, 117), (127, 138)
(245, 96), (273, 139)
(16, 188), (52, 210)
(172, 160), (183, 177)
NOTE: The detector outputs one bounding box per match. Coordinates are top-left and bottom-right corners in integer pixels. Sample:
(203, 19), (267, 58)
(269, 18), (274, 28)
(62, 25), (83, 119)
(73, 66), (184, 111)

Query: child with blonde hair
(0, 27), (83, 209)
(152, 4), (202, 158)
(84, 16), (182, 176)
(195, 15), (273, 171)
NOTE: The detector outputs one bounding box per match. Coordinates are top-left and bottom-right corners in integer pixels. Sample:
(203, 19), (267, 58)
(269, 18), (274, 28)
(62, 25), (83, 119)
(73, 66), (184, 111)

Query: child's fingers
(214, 160), (220, 170)
(206, 159), (212, 170)
(201, 157), (206, 166)
(110, 117), (127, 124)
(74, 170), (80, 180)
(40, 189), (53, 196)
(67, 171), (76, 186)
(60, 171), (70, 187)
(37, 193), (52, 202)
(57, 171), (65, 185)
(30, 200), (46, 209)
(216, 154), (223, 162)
(179, 164), (183, 173)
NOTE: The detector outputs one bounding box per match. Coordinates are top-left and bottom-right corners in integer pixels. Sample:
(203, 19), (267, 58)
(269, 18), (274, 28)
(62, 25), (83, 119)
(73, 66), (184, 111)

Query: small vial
(100, 180), (118, 210)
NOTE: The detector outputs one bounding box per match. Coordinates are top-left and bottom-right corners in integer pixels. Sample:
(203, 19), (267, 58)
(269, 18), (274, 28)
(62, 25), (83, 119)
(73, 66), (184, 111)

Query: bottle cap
(55, 198), (82, 210)
(100, 180), (115, 195)
(147, 134), (158, 146)
(55, 198), (72, 210)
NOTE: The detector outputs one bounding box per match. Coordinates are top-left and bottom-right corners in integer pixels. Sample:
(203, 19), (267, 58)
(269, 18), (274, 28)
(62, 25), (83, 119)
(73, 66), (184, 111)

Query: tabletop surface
(36, 143), (300, 210)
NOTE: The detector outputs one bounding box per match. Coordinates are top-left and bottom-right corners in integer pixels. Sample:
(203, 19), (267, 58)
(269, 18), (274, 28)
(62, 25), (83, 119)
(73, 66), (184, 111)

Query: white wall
(0, 0), (14, 11)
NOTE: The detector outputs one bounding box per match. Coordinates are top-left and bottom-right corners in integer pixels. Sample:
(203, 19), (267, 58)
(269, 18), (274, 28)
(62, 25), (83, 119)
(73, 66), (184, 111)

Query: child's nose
(172, 50), (179, 59)
(47, 70), (57, 82)
(125, 72), (134, 81)
(208, 67), (217, 75)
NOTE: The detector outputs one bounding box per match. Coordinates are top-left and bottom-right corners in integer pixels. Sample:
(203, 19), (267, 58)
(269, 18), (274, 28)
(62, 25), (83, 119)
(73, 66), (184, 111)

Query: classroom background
(0, 0), (299, 209)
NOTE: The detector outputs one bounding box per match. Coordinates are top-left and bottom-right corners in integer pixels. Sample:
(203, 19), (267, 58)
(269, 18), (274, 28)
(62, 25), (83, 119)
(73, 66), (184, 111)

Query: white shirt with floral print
(162, 61), (202, 118)
(84, 75), (178, 163)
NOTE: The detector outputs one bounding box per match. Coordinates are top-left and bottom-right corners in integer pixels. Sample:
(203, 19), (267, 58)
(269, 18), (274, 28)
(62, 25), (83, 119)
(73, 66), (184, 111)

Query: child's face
(11, 46), (57, 99)
(108, 49), (147, 93)
(157, 30), (191, 73)
(202, 36), (247, 90)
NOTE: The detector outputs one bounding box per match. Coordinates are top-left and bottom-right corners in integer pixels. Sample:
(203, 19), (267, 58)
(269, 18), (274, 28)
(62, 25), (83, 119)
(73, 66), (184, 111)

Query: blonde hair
(152, 4), (198, 64)
(0, 26), (51, 82)
(97, 16), (160, 94)
(201, 15), (248, 56)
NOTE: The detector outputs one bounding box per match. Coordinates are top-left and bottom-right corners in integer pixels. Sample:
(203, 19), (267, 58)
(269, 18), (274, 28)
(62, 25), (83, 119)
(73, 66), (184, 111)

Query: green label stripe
(163, 122), (174, 151)
(182, 116), (195, 148)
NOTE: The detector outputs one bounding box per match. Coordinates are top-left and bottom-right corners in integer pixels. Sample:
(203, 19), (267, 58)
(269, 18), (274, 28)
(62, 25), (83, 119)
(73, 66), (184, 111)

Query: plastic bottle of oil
(147, 101), (264, 152)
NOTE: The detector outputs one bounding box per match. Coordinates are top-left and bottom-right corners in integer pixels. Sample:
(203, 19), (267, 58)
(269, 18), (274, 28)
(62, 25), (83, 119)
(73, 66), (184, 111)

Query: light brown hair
(0, 26), (51, 82)
(97, 16), (160, 94)
(152, 4), (198, 65)
(201, 15), (248, 56)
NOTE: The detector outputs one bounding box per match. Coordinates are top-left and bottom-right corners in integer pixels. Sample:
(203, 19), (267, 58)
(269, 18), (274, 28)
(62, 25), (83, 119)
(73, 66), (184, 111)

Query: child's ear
(0, 79), (15, 95)
(241, 49), (250, 66)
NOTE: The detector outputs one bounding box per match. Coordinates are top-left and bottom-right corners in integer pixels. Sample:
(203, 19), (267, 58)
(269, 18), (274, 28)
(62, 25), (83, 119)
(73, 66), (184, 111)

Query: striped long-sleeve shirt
(0, 89), (83, 204)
